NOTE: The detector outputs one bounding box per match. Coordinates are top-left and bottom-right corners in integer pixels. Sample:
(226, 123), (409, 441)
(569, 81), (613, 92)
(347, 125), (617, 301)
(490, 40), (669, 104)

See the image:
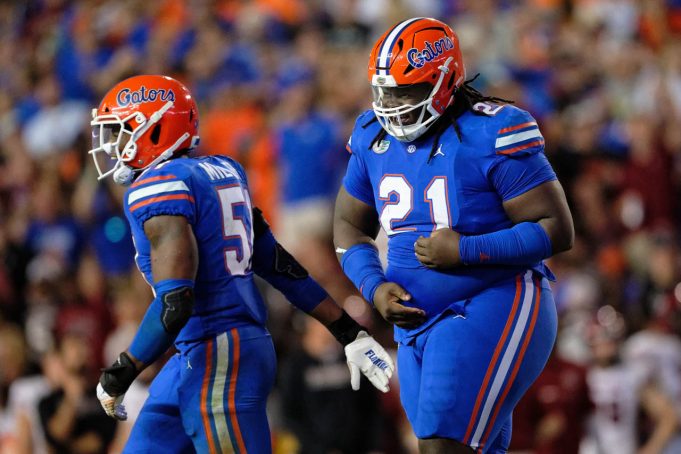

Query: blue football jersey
(343, 104), (557, 340)
(124, 155), (267, 345)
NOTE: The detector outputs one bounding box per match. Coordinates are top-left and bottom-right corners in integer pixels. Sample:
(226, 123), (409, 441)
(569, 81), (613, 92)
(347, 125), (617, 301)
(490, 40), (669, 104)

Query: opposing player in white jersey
(622, 316), (681, 453)
(584, 306), (678, 454)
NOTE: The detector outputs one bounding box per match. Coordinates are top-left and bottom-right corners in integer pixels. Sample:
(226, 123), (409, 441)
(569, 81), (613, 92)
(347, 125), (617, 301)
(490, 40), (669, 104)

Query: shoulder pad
(347, 110), (382, 155)
(124, 158), (195, 224)
(358, 109), (378, 128)
(133, 158), (192, 184)
(492, 106), (544, 157)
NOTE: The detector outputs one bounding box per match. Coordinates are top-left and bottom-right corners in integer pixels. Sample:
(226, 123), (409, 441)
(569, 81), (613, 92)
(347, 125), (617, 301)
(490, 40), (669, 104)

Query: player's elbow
(554, 223), (574, 254)
(542, 216), (574, 256)
(161, 286), (194, 335)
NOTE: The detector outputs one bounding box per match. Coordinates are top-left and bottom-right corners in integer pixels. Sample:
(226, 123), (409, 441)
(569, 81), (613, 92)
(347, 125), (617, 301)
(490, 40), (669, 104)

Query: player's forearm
(128, 281), (194, 365)
(318, 305), (368, 347)
(308, 296), (344, 326)
(251, 207), (327, 313)
(459, 221), (553, 266)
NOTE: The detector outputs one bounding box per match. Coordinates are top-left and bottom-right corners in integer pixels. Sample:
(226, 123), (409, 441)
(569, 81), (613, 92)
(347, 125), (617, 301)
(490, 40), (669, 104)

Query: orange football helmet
(89, 75), (200, 185)
(368, 18), (465, 141)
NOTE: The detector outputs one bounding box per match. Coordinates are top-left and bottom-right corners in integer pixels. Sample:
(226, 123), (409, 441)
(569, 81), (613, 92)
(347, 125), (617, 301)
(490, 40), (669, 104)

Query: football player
(89, 75), (394, 453)
(334, 18), (574, 454)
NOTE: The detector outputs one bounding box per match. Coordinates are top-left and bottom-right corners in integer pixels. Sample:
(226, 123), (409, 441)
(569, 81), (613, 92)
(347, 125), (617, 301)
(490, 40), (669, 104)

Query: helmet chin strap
(113, 164), (135, 186)
(112, 132), (191, 186)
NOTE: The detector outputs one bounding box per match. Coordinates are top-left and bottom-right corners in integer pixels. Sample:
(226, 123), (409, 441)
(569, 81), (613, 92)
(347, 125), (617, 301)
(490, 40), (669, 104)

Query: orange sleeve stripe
(129, 194), (195, 212)
(346, 143), (353, 154)
(497, 121), (536, 135)
(131, 174), (177, 188)
(496, 139), (544, 155)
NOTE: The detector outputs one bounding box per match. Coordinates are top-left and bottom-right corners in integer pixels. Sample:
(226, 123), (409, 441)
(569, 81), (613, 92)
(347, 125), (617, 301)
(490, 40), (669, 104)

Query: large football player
(334, 18), (574, 453)
(89, 75), (394, 453)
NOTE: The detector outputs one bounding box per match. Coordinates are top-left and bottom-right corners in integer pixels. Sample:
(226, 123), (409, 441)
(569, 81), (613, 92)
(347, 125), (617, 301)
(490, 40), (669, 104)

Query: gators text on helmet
(368, 17), (466, 142)
(89, 75), (200, 185)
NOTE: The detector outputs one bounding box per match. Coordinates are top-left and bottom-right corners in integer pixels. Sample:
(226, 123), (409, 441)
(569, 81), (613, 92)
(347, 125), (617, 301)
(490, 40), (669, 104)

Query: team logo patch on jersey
(373, 139), (391, 154)
(116, 86), (176, 107)
(406, 37), (455, 69)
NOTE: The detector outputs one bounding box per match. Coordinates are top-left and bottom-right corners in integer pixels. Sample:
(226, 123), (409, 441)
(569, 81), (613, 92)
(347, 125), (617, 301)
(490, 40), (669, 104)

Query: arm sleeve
(251, 208), (328, 313)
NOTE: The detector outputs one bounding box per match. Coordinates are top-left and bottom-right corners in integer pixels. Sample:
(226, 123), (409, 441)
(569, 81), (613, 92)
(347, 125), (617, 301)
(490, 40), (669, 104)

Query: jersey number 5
(379, 175), (452, 235)
(216, 185), (253, 275)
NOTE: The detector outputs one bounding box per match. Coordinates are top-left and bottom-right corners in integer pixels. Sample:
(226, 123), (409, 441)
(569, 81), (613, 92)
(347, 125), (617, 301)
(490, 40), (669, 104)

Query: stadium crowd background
(0, 0), (680, 453)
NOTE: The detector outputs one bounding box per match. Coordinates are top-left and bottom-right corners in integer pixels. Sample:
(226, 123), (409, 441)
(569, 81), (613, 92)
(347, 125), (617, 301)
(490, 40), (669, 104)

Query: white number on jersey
(216, 185), (253, 275)
(472, 102), (505, 116)
(378, 175), (452, 235)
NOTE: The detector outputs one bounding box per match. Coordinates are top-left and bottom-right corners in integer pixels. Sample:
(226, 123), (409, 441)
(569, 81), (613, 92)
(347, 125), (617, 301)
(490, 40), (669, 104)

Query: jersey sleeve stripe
(495, 128), (543, 148)
(129, 194), (195, 213)
(495, 139), (545, 155)
(497, 121), (537, 135)
(131, 174), (177, 188)
(128, 181), (189, 205)
(345, 143), (352, 154)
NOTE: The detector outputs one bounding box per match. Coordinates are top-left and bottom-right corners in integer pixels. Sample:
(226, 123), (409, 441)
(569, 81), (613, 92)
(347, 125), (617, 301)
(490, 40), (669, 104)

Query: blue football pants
(398, 271), (557, 453)
(123, 326), (276, 453)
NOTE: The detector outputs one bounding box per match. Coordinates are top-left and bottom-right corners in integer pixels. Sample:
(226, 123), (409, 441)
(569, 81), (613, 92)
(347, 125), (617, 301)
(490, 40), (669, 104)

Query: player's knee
(418, 438), (474, 454)
(160, 286), (194, 334)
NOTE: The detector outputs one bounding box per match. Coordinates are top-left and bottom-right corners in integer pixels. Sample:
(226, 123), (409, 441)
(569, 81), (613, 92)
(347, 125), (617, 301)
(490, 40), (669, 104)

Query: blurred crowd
(0, 0), (680, 453)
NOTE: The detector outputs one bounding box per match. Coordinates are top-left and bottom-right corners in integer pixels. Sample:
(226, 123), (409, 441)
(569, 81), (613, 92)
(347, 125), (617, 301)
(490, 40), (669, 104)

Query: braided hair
(367, 75), (514, 163)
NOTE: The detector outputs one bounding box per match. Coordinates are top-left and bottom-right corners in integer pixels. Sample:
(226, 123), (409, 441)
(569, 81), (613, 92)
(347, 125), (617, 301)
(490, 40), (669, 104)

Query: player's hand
(97, 351), (139, 421)
(415, 228), (462, 268)
(344, 331), (395, 393)
(96, 382), (128, 421)
(373, 282), (426, 329)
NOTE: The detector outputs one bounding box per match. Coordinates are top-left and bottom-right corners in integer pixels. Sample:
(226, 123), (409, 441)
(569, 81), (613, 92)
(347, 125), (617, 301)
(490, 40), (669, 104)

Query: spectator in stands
(38, 330), (117, 454)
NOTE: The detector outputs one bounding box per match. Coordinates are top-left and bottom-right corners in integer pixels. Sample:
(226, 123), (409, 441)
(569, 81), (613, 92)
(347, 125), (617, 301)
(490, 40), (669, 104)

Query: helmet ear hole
(150, 124), (161, 145)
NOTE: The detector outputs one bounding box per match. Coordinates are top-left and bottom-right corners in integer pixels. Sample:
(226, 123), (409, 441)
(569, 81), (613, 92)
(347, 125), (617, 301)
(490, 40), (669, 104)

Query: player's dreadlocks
(425, 74), (513, 162)
(365, 75), (513, 163)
